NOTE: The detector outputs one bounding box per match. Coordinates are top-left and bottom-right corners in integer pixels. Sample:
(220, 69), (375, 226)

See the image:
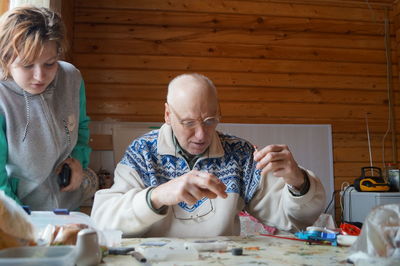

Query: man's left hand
(253, 144), (305, 189)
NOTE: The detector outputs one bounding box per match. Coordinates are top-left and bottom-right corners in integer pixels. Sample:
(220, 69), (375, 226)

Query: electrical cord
(324, 181), (354, 217)
(323, 189), (338, 214)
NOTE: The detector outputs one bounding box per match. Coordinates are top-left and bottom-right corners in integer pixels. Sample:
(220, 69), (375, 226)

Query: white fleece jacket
(91, 124), (326, 237)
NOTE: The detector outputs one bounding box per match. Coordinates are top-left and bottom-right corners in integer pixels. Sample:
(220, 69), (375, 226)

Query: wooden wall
(68, 0), (399, 221)
(0, 0), (9, 14)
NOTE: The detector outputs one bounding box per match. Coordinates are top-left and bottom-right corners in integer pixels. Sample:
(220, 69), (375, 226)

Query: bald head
(167, 73), (218, 110)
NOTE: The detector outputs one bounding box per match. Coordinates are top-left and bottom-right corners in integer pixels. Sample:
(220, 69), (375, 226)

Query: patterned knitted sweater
(91, 124), (326, 237)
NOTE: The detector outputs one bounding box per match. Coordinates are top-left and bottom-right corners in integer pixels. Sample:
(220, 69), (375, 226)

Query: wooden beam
(60, 0), (75, 62)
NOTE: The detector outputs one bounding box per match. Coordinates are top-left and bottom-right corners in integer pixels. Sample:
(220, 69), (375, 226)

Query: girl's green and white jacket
(0, 61), (91, 210)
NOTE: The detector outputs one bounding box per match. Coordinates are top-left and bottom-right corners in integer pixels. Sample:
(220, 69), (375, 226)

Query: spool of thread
(231, 247), (243, 256)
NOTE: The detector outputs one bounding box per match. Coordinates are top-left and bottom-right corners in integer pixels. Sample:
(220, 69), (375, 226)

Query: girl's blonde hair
(0, 5), (67, 79)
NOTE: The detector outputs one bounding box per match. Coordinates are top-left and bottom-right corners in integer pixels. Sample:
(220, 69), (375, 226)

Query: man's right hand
(150, 170), (227, 209)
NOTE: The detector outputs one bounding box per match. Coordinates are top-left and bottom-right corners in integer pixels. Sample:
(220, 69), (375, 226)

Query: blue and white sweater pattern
(121, 130), (261, 212)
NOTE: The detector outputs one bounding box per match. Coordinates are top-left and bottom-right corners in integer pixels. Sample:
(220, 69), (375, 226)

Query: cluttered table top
(102, 235), (351, 266)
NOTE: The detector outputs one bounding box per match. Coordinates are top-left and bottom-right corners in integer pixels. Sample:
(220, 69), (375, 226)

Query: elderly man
(91, 73), (326, 237)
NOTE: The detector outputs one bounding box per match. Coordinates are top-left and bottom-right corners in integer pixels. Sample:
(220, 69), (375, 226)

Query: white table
(102, 235), (351, 266)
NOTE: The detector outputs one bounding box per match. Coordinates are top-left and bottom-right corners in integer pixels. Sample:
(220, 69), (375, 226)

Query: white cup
(75, 228), (102, 266)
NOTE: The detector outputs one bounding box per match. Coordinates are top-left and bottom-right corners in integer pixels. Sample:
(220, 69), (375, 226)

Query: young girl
(0, 6), (95, 210)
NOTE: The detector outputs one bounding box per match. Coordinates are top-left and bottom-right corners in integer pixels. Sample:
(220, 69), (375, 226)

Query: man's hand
(151, 170), (227, 209)
(59, 157), (83, 192)
(253, 144), (305, 189)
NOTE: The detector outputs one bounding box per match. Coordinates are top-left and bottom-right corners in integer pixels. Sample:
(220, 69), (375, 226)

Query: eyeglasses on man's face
(168, 104), (220, 129)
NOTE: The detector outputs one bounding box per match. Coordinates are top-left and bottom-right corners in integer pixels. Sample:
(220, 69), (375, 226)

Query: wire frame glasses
(168, 104), (220, 129)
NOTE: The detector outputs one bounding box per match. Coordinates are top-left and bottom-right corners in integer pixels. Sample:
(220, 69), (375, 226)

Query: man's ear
(164, 103), (171, 125)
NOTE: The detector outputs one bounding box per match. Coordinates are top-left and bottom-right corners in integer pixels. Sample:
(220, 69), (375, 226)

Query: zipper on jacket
(40, 94), (62, 156)
(40, 94), (61, 207)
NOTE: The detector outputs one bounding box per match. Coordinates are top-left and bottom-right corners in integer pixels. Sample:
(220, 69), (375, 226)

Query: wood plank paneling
(85, 83), (393, 105)
(70, 0), (400, 224)
(61, 0), (74, 61)
(74, 0), (388, 21)
(87, 99), (395, 118)
(74, 24), (390, 50)
(75, 9), (389, 35)
(73, 39), (396, 64)
(80, 69), (394, 91)
(74, 54), (395, 76)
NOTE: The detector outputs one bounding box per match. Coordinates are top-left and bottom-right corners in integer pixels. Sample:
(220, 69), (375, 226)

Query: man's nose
(194, 123), (206, 139)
